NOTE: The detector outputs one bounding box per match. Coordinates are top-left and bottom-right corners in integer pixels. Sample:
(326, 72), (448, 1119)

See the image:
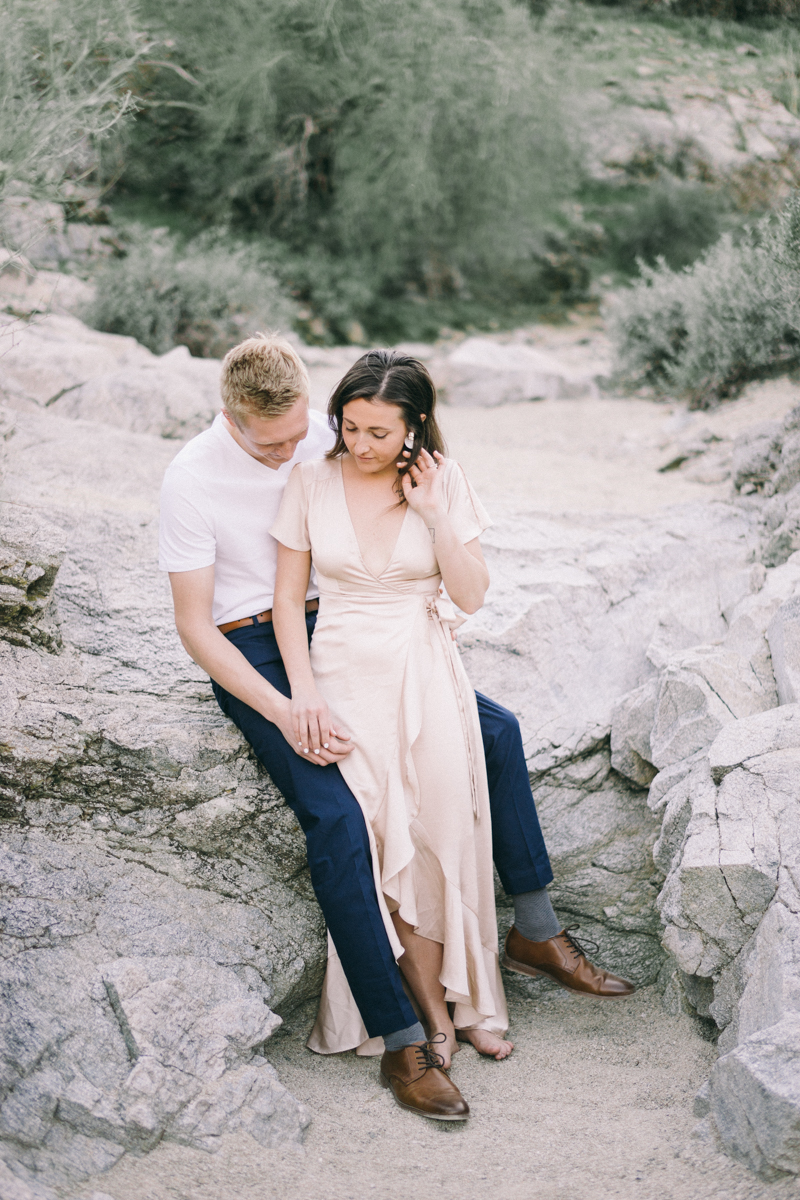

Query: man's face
(223, 397), (310, 469)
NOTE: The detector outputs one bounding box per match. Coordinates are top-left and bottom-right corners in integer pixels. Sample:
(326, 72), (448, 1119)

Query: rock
(732, 420), (783, 492)
(0, 403), (324, 1189)
(732, 405), (800, 512)
(0, 1157), (59, 1200)
(0, 929), (309, 1186)
(436, 337), (599, 406)
(0, 314), (152, 412)
(708, 703), (800, 783)
(0, 504), (64, 650)
(0, 256), (95, 319)
(0, 197), (70, 269)
(767, 597), (800, 704)
(656, 756), (767, 979)
(709, 1015), (800, 1177)
(610, 677), (659, 786)
(0, 316), (222, 439)
(528, 746), (665, 986)
(762, 485), (800, 567)
(649, 643), (777, 770)
(461, 502), (759, 776)
(732, 904), (800, 1049)
(63, 224), (117, 262)
(52, 346), (223, 440)
(584, 83), (800, 188)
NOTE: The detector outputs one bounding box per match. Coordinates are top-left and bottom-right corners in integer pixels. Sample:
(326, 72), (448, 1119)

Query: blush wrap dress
(270, 456), (508, 1055)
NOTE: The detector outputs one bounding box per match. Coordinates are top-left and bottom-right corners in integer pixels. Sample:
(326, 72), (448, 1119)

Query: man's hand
(272, 694), (353, 765)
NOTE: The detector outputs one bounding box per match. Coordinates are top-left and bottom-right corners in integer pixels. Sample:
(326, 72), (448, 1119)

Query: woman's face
(341, 397), (407, 477)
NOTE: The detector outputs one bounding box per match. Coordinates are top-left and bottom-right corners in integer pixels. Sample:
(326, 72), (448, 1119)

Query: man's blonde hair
(220, 333), (309, 421)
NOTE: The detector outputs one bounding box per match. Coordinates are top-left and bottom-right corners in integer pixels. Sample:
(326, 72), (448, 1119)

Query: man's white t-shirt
(158, 409), (335, 625)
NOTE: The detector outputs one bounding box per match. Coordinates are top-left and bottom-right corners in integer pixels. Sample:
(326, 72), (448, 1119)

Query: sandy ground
(439, 377), (800, 518)
(72, 369), (800, 1200)
(84, 981), (799, 1200)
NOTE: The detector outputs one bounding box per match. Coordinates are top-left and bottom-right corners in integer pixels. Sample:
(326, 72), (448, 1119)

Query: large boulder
(708, 1015), (800, 1178)
(0, 317), (221, 440)
(436, 337), (599, 406)
(460, 501), (761, 988)
(0, 405), (325, 1189)
(461, 502), (760, 774)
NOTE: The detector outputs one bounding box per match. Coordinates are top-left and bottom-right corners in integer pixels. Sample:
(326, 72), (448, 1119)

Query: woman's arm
(401, 450), (489, 614)
(271, 543), (334, 756)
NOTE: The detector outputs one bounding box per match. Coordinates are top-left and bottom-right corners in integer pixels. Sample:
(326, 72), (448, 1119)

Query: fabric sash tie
(424, 594), (481, 820)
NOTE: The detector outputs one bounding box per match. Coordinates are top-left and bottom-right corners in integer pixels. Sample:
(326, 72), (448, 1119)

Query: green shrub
(86, 227), (296, 356)
(606, 183), (728, 273)
(0, 0), (147, 203)
(608, 192), (800, 407)
(668, 0), (800, 18)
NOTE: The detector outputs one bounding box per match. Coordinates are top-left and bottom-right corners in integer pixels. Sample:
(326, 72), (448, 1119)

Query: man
(159, 334), (634, 1122)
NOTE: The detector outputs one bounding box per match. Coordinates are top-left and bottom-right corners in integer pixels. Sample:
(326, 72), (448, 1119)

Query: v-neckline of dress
(338, 458), (410, 580)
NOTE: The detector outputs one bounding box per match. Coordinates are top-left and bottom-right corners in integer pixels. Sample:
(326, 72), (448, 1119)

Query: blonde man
(159, 334), (634, 1123)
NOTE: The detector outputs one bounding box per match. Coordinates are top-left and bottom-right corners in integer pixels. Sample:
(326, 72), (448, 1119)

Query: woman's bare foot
(427, 1026), (460, 1069)
(456, 1028), (514, 1060)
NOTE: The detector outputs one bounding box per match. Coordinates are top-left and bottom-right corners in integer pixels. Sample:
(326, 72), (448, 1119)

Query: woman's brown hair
(326, 350), (446, 502)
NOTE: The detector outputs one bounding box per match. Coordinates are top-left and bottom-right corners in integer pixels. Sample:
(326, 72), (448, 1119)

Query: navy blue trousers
(213, 615), (552, 1038)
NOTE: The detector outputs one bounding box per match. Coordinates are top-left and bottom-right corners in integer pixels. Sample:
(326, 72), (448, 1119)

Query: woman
(270, 350), (512, 1070)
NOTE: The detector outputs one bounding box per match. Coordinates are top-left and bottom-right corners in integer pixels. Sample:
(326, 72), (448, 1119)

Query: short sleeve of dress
(444, 459), (492, 543)
(270, 463), (311, 551)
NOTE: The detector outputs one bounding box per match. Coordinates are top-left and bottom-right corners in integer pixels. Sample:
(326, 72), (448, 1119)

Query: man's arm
(168, 566), (352, 765)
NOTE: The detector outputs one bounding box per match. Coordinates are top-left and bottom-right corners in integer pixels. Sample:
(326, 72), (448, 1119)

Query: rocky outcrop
(0, 314), (222, 440)
(0, 193), (117, 272)
(585, 81), (800, 194)
(435, 337), (601, 406)
(596, 394), (800, 1175)
(461, 499), (761, 987)
(0, 408), (323, 1192)
(729, 405), (800, 570)
(2, 311), (797, 1187)
(606, 543), (800, 1178)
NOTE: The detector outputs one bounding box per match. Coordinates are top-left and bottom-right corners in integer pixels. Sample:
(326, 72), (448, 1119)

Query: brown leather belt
(218, 598), (319, 635)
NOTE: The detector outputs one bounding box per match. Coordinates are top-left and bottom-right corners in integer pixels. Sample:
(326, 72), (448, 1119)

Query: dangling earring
(404, 431), (415, 449)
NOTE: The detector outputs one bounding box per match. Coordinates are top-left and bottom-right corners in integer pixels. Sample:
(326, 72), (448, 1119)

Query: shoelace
(414, 1032), (446, 1071)
(562, 927), (600, 964)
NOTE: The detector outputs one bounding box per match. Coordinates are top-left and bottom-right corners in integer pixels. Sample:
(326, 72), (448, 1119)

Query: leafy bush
(608, 192), (800, 407)
(606, 183), (728, 273)
(668, 0), (800, 18)
(108, 0), (579, 338)
(86, 227), (296, 356)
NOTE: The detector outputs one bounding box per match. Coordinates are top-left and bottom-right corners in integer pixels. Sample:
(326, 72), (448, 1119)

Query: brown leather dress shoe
(380, 1042), (470, 1121)
(503, 926), (636, 997)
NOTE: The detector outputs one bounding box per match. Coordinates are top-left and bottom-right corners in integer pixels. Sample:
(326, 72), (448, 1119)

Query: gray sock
(513, 887), (562, 942)
(383, 1021), (426, 1052)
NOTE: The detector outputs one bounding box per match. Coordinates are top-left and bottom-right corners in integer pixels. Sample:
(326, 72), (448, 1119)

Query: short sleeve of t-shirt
(270, 463), (311, 551)
(444, 460), (492, 544)
(159, 463), (216, 571)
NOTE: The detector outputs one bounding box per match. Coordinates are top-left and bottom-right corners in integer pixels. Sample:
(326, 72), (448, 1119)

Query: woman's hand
(400, 448), (446, 519)
(291, 687), (332, 757)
